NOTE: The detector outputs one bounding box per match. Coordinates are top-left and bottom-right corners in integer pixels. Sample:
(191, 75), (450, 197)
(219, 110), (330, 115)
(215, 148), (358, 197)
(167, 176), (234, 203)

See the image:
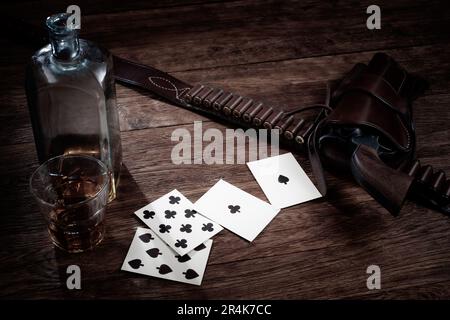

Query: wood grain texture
(0, 0), (449, 299)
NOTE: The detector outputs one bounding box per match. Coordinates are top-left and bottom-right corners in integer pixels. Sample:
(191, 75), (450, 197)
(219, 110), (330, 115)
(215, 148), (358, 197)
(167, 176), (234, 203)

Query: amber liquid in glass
(47, 178), (106, 253)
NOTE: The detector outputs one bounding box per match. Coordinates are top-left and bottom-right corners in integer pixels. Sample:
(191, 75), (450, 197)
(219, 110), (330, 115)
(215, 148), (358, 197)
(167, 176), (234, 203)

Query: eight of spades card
(122, 227), (213, 286)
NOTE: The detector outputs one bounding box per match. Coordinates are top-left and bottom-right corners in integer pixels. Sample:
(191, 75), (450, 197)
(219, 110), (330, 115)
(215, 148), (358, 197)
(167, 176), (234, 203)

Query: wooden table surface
(1, 0), (450, 299)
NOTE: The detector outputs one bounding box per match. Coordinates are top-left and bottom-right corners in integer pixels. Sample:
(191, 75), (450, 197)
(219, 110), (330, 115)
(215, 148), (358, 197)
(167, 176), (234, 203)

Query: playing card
(247, 152), (322, 208)
(195, 179), (280, 241)
(135, 189), (222, 255)
(122, 227), (212, 286)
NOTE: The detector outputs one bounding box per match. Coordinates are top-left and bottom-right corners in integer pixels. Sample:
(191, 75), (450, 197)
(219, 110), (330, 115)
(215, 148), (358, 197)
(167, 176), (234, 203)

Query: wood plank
(1, 43), (450, 145)
(94, 0), (450, 72)
(1, 190), (450, 299)
(347, 280), (450, 299)
(2, 0), (237, 21)
(2, 0), (450, 70)
(1, 0), (449, 299)
(0, 120), (449, 298)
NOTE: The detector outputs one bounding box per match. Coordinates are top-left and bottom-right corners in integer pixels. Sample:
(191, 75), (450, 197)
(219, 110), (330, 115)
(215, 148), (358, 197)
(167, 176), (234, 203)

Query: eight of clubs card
(135, 189), (222, 255)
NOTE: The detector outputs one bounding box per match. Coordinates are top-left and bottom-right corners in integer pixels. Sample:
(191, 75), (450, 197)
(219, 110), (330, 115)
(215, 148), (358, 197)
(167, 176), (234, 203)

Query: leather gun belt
(113, 56), (318, 149)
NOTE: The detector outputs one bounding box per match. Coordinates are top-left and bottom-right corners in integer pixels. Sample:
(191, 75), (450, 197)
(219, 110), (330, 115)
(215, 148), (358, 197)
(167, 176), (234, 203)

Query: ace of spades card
(135, 189), (222, 255)
(247, 153), (322, 209)
(122, 227), (212, 286)
(195, 179), (280, 241)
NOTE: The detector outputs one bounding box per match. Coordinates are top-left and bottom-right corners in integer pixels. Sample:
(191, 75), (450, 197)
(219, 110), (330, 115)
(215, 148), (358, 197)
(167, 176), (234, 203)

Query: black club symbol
(201, 223), (214, 232)
(164, 210), (177, 219)
(228, 205), (241, 213)
(180, 224), (192, 233)
(184, 209), (197, 218)
(143, 210), (155, 219)
(175, 239), (188, 248)
(169, 195), (181, 204)
(159, 224), (171, 233)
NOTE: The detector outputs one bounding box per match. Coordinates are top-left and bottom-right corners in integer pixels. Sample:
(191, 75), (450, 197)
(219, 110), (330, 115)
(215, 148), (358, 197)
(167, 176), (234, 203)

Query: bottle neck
(46, 13), (80, 62)
(49, 32), (80, 61)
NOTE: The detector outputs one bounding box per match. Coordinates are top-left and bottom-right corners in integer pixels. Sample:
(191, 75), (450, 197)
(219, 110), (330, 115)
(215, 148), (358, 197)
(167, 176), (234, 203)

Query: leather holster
(315, 53), (429, 214)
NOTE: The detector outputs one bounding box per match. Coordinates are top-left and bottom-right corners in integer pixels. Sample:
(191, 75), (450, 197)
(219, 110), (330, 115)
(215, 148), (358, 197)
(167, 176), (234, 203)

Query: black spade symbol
(169, 195), (181, 204)
(278, 175), (289, 184)
(157, 264), (173, 275)
(146, 248), (162, 258)
(194, 243), (206, 251)
(183, 269), (199, 280)
(228, 205), (240, 213)
(176, 254), (191, 263)
(139, 233), (154, 243)
(128, 259), (144, 269)
(143, 210), (155, 219)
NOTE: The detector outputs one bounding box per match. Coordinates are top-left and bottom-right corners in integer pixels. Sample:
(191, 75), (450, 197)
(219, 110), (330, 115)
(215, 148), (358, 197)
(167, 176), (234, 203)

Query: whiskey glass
(30, 155), (109, 253)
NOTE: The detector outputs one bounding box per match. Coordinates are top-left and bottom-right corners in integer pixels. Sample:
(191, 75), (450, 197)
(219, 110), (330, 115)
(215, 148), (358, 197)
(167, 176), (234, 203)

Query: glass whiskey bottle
(25, 13), (122, 200)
